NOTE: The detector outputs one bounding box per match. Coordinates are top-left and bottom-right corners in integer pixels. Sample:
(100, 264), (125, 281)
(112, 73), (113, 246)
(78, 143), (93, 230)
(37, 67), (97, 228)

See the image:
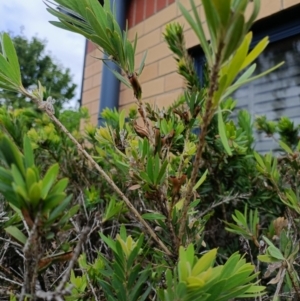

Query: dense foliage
(0, 34), (77, 109)
(0, 0), (299, 300)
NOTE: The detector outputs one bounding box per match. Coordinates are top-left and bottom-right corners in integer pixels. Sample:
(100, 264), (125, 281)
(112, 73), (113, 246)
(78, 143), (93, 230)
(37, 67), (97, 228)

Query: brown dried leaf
(267, 267), (285, 285)
(128, 184), (141, 191)
(273, 217), (288, 237)
(264, 262), (282, 278)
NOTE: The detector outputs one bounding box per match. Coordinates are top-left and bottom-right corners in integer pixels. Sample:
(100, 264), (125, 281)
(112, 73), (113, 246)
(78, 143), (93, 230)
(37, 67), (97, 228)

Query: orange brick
(94, 48), (103, 59)
(92, 72), (102, 88)
(136, 28), (162, 54)
(155, 89), (183, 108)
(118, 103), (137, 115)
(86, 53), (96, 67)
(83, 100), (99, 115)
(257, 0), (281, 19)
(120, 82), (128, 91)
(202, 22), (209, 41)
(141, 96), (157, 106)
(135, 52), (144, 72)
(83, 77), (93, 92)
(284, 0), (300, 7)
(142, 77), (165, 98)
(176, 0), (193, 14)
(119, 87), (135, 106)
(92, 100), (99, 113)
(82, 86), (100, 105)
(144, 3), (177, 35)
(84, 64), (94, 79)
(175, 15), (191, 32)
(90, 113), (99, 126)
(85, 48), (101, 65)
(198, 4), (206, 24)
(158, 55), (177, 76)
(185, 28), (199, 49)
(84, 60), (102, 78)
(176, 0), (202, 16)
(139, 62), (158, 83)
(147, 42), (172, 64)
(165, 72), (184, 92)
(128, 22), (145, 41)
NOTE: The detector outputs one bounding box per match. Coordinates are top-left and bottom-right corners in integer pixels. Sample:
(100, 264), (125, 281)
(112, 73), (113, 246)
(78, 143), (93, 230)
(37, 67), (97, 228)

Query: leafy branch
(0, 32), (173, 258)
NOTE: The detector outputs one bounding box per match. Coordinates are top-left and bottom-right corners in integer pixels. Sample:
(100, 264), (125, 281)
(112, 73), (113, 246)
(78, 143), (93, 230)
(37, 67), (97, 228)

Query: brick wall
(127, 0), (175, 27)
(81, 47), (103, 125)
(81, 0), (300, 125)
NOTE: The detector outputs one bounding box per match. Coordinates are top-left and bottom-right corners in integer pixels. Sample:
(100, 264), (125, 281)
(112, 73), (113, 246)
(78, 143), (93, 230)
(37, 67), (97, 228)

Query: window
(192, 4), (300, 152)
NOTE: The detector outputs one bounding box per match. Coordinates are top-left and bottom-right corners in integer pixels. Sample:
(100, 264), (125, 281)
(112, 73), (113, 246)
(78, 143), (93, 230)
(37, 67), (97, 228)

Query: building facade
(81, 0), (300, 151)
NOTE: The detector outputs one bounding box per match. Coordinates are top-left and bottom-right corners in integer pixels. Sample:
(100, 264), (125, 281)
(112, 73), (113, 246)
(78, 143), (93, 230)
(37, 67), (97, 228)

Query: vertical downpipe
(98, 0), (129, 126)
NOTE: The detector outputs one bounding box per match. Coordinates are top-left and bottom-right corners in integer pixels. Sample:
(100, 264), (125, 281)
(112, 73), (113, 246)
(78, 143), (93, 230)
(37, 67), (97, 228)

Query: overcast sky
(1, 0), (86, 108)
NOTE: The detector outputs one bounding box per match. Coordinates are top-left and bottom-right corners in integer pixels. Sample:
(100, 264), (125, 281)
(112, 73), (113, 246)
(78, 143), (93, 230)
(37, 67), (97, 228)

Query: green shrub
(0, 0), (299, 300)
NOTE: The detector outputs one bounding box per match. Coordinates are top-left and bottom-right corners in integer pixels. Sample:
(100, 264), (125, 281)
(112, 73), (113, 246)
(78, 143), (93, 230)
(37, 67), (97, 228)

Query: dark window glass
(233, 35), (300, 151)
(192, 5), (300, 151)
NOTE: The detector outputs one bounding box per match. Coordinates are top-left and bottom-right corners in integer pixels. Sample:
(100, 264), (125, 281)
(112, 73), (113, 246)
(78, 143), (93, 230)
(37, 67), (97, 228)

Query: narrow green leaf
(5, 226), (27, 245)
(223, 14), (245, 63)
(156, 160), (168, 185)
(49, 177), (69, 194)
(220, 252), (240, 278)
(225, 32), (252, 87)
(211, 0), (231, 26)
(218, 109), (232, 156)
(133, 32), (138, 55)
(234, 209), (247, 228)
(11, 165), (26, 190)
(178, 1), (211, 66)
(214, 284), (252, 301)
(23, 136), (34, 169)
(108, 67), (132, 89)
(139, 171), (152, 183)
(225, 271), (257, 291)
(127, 238), (143, 270)
(48, 194), (72, 221)
(153, 154), (160, 185)
(257, 254), (281, 263)
(45, 6), (94, 35)
(127, 264), (141, 287)
(245, 0), (260, 31)
(28, 182), (42, 207)
(99, 233), (117, 253)
(193, 169), (208, 191)
(129, 268), (150, 301)
(0, 135), (25, 175)
(222, 62), (284, 100)
(142, 138), (149, 160)
(55, 204), (80, 226)
(202, 0), (220, 51)
(119, 110), (125, 130)
(126, 39), (135, 73)
(86, 8), (110, 47)
(141, 213), (166, 220)
(268, 246), (285, 261)
(146, 156), (154, 184)
(88, 0), (108, 30)
(138, 50), (147, 76)
(253, 151), (265, 169)
(1, 33), (21, 85)
(279, 140), (293, 154)
(0, 166), (13, 182)
(41, 163), (59, 199)
(192, 248), (217, 276)
(241, 36), (269, 70)
(0, 54), (19, 84)
(43, 193), (66, 211)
